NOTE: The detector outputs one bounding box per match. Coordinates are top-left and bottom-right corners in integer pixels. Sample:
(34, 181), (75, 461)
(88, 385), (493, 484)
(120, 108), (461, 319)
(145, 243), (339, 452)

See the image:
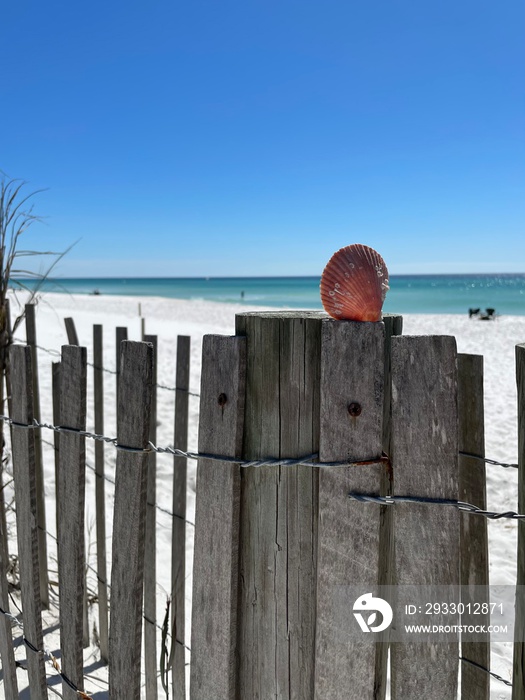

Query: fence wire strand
(348, 493), (525, 521)
(39, 436), (196, 528)
(459, 451), (518, 469)
(1, 413), (388, 469)
(460, 656), (513, 688)
(13, 338), (201, 397)
(0, 604), (94, 699)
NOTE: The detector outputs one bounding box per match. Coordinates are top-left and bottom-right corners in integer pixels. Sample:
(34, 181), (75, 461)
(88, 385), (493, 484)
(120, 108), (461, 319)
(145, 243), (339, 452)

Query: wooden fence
(0, 304), (192, 699)
(0, 307), (524, 699)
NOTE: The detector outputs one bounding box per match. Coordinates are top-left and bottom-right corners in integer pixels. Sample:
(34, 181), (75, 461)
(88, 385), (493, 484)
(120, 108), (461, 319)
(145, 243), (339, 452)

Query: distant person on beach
(241, 290), (245, 300)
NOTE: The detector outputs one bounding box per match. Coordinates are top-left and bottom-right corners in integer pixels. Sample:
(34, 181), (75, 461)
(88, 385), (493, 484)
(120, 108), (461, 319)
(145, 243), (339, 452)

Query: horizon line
(10, 272), (525, 281)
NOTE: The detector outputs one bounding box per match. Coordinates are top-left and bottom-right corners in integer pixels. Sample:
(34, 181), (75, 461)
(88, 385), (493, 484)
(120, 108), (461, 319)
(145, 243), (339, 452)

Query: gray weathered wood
(58, 345), (87, 699)
(143, 334), (158, 700)
(9, 344), (47, 698)
(25, 303), (49, 607)
(171, 335), (190, 700)
(0, 437), (18, 698)
(93, 324), (109, 661)
(0, 497), (18, 698)
(235, 310), (324, 700)
(109, 341), (153, 700)
(0, 304), (18, 697)
(190, 334), (246, 700)
(116, 326), (128, 415)
(314, 319), (386, 700)
(458, 353), (489, 700)
(513, 343), (525, 699)
(377, 313), (403, 699)
(64, 317), (80, 345)
(52, 361), (61, 534)
(390, 335), (459, 699)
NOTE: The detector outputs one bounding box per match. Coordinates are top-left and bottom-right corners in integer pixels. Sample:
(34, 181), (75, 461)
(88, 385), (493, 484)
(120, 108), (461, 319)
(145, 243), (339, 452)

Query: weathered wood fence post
(314, 319), (387, 700)
(143, 333), (158, 700)
(25, 303), (49, 608)
(172, 334), (191, 700)
(109, 340), (153, 700)
(57, 345), (88, 699)
(390, 335), (460, 699)
(9, 344), (47, 699)
(191, 311), (394, 699)
(458, 353), (489, 700)
(93, 323), (109, 661)
(191, 334), (246, 699)
(235, 311), (323, 699)
(0, 300), (18, 697)
(513, 342), (525, 699)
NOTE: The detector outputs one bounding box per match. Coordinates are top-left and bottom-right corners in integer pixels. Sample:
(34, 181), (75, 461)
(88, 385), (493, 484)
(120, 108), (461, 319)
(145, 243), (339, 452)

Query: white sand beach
(4, 290), (525, 699)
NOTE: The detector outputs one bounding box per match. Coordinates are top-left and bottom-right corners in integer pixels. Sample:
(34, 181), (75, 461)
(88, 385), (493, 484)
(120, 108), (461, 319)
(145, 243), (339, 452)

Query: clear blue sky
(2, 0), (524, 277)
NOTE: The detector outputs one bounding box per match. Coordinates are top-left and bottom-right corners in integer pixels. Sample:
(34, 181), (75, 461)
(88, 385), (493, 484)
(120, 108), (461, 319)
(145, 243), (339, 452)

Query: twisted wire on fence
(35, 522), (191, 654)
(348, 493), (525, 521)
(12, 339), (201, 397)
(2, 413), (519, 471)
(40, 436), (196, 528)
(2, 408), (521, 691)
(3, 414), (520, 690)
(459, 656), (512, 688)
(0, 603), (94, 699)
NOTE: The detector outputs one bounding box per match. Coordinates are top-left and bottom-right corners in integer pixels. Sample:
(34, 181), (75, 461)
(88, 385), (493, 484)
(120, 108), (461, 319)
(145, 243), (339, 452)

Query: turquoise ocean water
(13, 274), (525, 315)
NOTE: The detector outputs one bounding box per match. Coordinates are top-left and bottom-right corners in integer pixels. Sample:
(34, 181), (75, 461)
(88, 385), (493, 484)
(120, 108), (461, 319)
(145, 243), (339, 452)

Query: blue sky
(2, 0), (524, 276)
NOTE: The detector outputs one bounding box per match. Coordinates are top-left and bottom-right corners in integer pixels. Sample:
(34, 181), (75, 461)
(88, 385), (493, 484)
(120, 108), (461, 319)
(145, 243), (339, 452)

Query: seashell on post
(320, 243), (389, 321)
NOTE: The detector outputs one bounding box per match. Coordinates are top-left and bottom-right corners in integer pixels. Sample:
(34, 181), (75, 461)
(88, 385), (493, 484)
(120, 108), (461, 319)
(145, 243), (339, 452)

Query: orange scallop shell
(320, 244), (389, 321)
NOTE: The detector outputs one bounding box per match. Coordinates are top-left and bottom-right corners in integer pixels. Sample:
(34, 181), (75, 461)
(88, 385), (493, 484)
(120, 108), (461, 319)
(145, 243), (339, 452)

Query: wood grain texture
(172, 335), (190, 700)
(235, 311), (324, 700)
(0, 307), (17, 697)
(513, 343), (525, 700)
(314, 319), (386, 700)
(93, 324), (109, 661)
(64, 317), (80, 345)
(458, 353), (489, 700)
(115, 326), (128, 413)
(390, 335), (459, 700)
(25, 303), (49, 607)
(143, 334), (158, 700)
(0, 452), (18, 698)
(52, 361), (61, 534)
(58, 345), (87, 699)
(109, 340), (153, 700)
(190, 334), (246, 700)
(9, 344), (47, 699)
(377, 313), (403, 700)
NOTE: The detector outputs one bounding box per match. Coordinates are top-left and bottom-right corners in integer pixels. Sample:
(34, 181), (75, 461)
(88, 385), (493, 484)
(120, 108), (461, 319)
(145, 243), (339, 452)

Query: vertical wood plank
(513, 343), (525, 699)
(58, 345), (87, 699)
(235, 311), (323, 700)
(25, 303), (49, 607)
(52, 361), (61, 535)
(190, 334), (246, 700)
(314, 319), (386, 700)
(109, 340), (153, 700)
(390, 335), (459, 700)
(172, 335), (190, 700)
(9, 344), (47, 699)
(93, 324), (109, 661)
(116, 327), (128, 416)
(0, 441), (18, 698)
(458, 353), (489, 700)
(143, 334), (158, 700)
(64, 317), (80, 345)
(0, 303), (18, 697)
(377, 313), (403, 700)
